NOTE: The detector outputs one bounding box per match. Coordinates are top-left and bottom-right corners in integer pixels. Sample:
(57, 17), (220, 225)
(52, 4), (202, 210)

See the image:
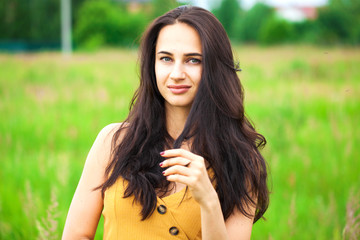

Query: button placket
(157, 198), (186, 238)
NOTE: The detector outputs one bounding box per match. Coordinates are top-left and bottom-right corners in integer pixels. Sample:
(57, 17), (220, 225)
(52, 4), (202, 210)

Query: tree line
(0, 0), (180, 50)
(215, 0), (360, 45)
(0, 0), (359, 51)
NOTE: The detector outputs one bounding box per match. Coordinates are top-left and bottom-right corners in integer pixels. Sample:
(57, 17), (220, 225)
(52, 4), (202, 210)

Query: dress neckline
(157, 184), (187, 201)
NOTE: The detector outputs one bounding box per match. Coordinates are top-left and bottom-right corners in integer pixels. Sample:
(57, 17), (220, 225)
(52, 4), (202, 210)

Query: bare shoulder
(87, 122), (125, 168)
(96, 122), (122, 144)
(62, 123), (125, 239)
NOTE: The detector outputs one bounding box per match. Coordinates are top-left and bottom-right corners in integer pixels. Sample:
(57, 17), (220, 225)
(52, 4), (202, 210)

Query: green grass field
(0, 45), (359, 239)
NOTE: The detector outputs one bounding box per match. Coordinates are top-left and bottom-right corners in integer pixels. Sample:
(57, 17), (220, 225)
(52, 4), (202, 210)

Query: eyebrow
(157, 51), (202, 57)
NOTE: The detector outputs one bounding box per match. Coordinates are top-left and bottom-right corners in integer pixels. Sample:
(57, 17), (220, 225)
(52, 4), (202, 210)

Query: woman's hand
(159, 149), (217, 206)
(160, 149), (255, 240)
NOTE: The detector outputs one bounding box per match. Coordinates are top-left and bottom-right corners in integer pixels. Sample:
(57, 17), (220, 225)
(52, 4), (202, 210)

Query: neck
(165, 104), (191, 140)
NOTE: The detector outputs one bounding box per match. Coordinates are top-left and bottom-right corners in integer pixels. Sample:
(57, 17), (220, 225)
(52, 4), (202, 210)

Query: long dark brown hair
(100, 6), (269, 223)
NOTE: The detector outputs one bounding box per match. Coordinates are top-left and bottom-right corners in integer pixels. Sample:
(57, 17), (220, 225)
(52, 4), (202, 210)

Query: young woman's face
(155, 22), (202, 112)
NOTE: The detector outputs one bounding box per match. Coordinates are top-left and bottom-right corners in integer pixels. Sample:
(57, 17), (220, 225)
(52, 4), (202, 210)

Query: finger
(166, 174), (193, 186)
(163, 165), (192, 177)
(160, 157), (191, 168)
(160, 149), (204, 162)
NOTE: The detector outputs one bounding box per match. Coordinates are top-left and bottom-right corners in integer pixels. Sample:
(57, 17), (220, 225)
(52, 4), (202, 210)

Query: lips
(167, 84), (191, 94)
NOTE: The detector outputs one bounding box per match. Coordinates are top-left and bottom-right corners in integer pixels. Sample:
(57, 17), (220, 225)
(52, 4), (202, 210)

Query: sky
(192, 0), (328, 10)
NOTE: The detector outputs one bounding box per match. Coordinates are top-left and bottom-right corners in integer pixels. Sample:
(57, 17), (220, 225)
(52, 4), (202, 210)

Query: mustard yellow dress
(103, 177), (202, 239)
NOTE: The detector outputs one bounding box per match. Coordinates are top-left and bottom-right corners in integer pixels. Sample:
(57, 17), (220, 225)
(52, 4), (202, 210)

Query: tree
(316, 0), (360, 44)
(259, 17), (295, 45)
(0, 0), (31, 40)
(212, 0), (241, 38)
(233, 3), (273, 43)
(0, 0), (86, 46)
(151, 0), (180, 19)
(74, 0), (148, 49)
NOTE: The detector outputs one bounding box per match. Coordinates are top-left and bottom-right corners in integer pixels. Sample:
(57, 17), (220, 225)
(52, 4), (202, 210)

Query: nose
(170, 63), (185, 81)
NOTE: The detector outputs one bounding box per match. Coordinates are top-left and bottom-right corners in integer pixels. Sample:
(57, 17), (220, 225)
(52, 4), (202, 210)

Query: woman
(62, 5), (269, 240)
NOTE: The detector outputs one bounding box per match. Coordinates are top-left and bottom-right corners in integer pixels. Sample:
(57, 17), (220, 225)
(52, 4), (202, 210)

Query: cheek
(154, 61), (159, 80)
(188, 67), (202, 85)
(154, 64), (162, 87)
(155, 63), (167, 83)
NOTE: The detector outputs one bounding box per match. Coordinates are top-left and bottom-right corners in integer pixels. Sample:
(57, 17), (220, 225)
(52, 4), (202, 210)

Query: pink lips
(168, 85), (191, 94)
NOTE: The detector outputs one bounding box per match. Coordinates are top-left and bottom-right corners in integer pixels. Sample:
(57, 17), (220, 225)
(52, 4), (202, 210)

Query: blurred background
(1, 0), (360, 51)
(0, 0), (359, 239)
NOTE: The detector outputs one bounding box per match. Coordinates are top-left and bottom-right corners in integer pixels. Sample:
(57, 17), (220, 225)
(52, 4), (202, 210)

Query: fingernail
(162, 171), (165, 175)
(159, 162), (163, 167)
(160, 151), (165, 156)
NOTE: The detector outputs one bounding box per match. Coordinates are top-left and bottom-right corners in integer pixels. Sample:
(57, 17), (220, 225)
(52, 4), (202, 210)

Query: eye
(160, 57), (172, 62)
(188, 58), (201, 64)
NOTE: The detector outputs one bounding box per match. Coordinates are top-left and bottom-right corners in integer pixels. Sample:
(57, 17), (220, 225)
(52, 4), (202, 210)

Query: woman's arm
(201, 195), (255, 240)
(62, 123), (120, 240)
(160, 149), (255, 240)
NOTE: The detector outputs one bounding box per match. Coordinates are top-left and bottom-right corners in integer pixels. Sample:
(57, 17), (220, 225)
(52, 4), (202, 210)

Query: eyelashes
(160, 56), (172, 62)
(188, 58), (201, 64)
(159, 57), (202, 64)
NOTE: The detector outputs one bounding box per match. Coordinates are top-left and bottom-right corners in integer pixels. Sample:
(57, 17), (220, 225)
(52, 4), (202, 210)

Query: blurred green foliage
(0, 0), (85, 42)
(315, 0), (360, 45)
(1, 0), (360, 48)
(259, 17), (295, 45)
(211, 0), (360, 46)
(212, 0), (241, 38)
(74, 0), (148, 49)
(232, 3), (273, 43)
(151, 0), (182, 19)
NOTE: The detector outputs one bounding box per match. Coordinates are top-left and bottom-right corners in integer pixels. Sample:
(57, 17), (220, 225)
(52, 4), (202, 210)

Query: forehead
(155, 23), (202, 53)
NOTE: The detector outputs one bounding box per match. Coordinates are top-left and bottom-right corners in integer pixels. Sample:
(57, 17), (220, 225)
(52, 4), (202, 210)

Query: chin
(166, 100), (192, 109)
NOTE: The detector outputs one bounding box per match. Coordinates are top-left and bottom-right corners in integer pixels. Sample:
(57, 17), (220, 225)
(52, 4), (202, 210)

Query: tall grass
(343, 190), (360, 240)
(0, 46), (359, 239)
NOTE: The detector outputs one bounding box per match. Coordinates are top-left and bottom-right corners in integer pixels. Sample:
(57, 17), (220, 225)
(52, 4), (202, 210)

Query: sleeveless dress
(102, 177), (202, 239)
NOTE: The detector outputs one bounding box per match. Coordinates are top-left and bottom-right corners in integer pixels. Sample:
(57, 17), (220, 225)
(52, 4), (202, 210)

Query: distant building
(118, 0), (151, 13)
(263, 1), (327, 22)
(274, 6), (318, 22)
